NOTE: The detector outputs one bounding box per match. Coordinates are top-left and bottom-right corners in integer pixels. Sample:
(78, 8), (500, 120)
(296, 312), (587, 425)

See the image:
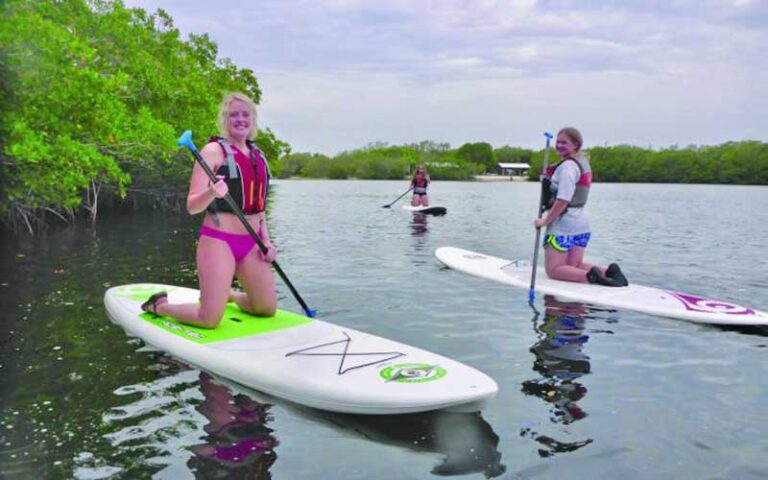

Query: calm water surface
(1, 180), (767, 479)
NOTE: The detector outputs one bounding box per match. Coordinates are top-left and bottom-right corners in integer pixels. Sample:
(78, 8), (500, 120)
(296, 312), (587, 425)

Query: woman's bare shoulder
(200, 141), (225, 163)
(201, 141), (223, 154)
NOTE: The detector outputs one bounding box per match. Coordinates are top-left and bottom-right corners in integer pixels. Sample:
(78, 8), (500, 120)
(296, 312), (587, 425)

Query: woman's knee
(248, 296), (277, 317)
(545, 263), (559, 278)
(197, 305), (225, 328)
(255, 304), (277, 317)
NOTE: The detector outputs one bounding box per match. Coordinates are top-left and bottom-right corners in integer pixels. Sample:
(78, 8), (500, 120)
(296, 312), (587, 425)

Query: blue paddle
(178, 130), (317, 318)
(528, 132), (554, 305)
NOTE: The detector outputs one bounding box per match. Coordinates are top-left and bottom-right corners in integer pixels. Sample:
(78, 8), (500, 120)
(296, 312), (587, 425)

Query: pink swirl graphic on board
(669, 292), (755, 315)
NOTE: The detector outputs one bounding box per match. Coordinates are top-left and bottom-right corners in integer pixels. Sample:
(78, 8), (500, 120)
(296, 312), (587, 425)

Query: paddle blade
(177, 130), (197, 152)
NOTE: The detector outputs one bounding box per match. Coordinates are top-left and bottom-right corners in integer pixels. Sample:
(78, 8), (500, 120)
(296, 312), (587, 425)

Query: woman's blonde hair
(217, 92), (258, 140)
(558, 127), (583, 151)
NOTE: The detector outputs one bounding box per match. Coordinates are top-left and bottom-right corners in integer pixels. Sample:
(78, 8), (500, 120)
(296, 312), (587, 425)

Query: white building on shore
(498, 162), (531, 176)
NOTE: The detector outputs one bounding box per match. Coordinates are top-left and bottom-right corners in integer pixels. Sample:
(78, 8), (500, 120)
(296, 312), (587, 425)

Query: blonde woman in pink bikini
(141, 93), (277, 327)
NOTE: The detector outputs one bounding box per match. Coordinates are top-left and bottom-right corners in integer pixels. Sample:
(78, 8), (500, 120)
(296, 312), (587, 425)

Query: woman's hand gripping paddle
(178, 130), (317, 318)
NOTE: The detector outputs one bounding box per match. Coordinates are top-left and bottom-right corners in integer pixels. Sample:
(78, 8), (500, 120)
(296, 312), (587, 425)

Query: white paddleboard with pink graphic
(436, 247), (768, 326)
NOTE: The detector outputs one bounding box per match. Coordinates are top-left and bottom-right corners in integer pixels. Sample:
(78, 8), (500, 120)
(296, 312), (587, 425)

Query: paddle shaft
(184, 140), (316, 318)
(529, 132), (554, 304)
(383, 187), (414, 208)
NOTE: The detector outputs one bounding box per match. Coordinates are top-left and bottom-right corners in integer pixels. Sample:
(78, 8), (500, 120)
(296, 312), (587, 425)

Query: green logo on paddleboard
(379, 363), (447, 383)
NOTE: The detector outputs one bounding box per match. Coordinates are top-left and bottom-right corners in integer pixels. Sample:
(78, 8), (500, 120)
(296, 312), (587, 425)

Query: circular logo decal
(379, 363), (447, 383)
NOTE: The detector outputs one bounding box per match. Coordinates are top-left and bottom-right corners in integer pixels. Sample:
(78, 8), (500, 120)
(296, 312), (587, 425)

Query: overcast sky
(125, 0), (767, 155)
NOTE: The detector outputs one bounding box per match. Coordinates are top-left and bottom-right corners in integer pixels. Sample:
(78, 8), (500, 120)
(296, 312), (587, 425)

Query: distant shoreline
(474, 175), (529, 182)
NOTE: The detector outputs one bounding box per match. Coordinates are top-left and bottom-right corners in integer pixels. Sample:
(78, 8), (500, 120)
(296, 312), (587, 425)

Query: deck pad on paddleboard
(113, 285), (313, 344)
(435, 247), (768, 326)
(105, 283), (497, 414)
(402, 204), (447, 215)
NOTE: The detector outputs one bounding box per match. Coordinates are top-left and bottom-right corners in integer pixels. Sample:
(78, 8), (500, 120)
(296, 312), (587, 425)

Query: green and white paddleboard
(105, 283), (497, 414)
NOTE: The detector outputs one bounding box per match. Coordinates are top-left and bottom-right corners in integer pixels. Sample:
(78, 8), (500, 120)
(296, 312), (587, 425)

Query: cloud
(124, 0), (768, 153)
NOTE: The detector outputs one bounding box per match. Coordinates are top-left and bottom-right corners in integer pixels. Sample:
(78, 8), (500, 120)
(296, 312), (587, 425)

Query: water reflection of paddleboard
(105, 283), (497, 414)
(435, 247), (768, 326)
(402, 204), (447, 215)
(215, 376), (507, 478)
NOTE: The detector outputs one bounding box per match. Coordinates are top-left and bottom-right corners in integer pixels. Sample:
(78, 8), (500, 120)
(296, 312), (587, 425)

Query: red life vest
(207, 136), (270, 215)
(412, 174), (429, 191)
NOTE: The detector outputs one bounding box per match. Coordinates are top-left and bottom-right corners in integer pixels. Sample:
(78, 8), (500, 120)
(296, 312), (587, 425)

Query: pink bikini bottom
(199, 225), (257, 262)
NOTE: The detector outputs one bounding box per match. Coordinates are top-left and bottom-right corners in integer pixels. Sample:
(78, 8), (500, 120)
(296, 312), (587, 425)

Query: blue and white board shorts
(543, 232), (591, 252)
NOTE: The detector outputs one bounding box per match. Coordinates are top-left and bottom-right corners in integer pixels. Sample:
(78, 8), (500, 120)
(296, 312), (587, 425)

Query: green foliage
(285, 140), (768, 184)
(494, 146), (533, 167)
(0, 0), (290, 231)
(255, 127), (290, 177)
(280, 142), (477, 181)
(281, 152), (329, 178)
(426, 161), (478, 180)
(336, 145), (409, 180)
(457, 142), (494, 173)
(527, 142), (768, 185)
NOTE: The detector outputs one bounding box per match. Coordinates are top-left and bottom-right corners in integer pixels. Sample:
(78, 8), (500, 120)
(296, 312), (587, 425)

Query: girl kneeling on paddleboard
(410, 164), (430, 207)
(533, 127), (628, 287)
(141, 92), (278, 327)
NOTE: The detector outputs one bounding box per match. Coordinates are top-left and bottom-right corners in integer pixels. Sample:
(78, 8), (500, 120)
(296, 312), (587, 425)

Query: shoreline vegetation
(278, 140), (768, 186)
(1, 0), (766, 234)
(281, 140), (768, 185)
